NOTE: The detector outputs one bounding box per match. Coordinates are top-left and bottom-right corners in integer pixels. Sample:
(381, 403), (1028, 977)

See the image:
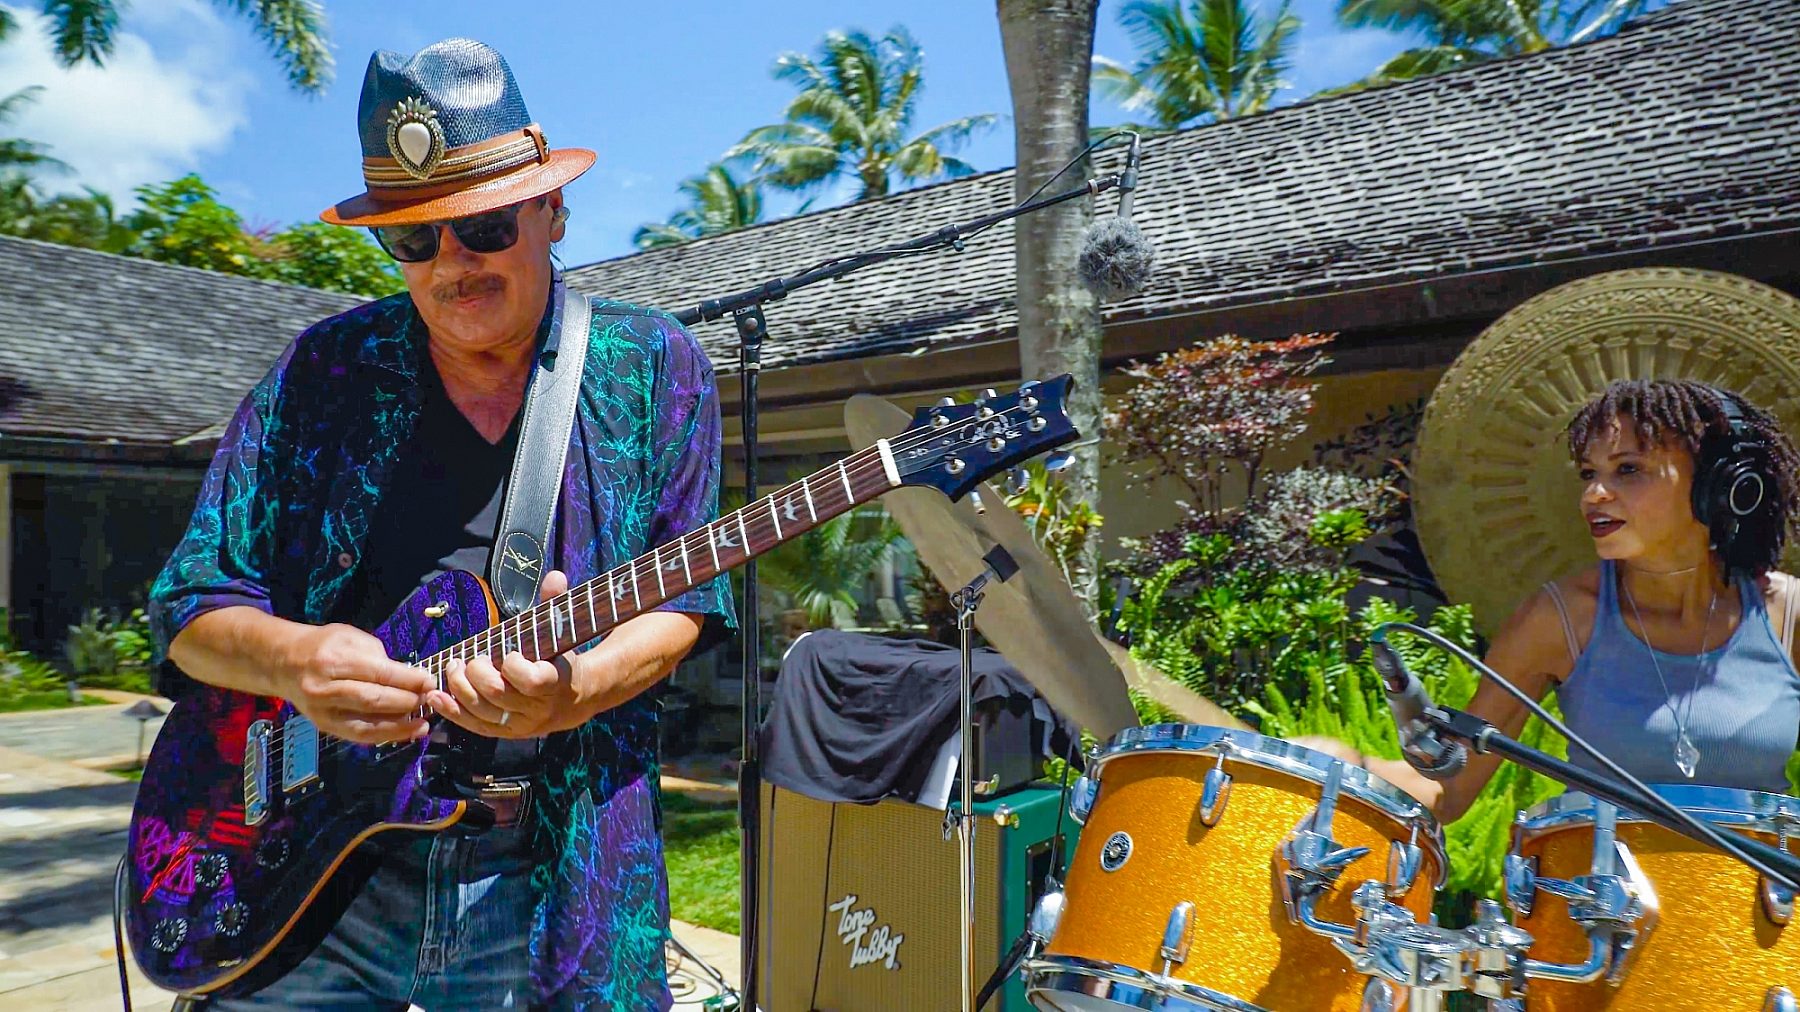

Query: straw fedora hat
(1413, 267), (1800, 634)
(320, 38), (595, 228)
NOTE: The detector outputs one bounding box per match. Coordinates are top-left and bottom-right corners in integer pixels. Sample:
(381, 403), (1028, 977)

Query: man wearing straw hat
(150, 39), (732, 1009)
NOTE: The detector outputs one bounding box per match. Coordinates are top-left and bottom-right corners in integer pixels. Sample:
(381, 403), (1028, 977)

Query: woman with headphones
(1303, 378), (1800, 819)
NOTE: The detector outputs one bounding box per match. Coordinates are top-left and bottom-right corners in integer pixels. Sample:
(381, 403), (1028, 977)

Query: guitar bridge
(244, 719), (272, 826)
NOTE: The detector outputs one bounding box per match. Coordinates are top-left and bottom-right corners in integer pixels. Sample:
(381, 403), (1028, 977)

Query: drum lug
(1027, 890), (1065, 946)
(1503, 852), (1538, 917)
(1760, 873), (1795, 926)
(1387, 837), (1424, 898)
(1764, 985), (1798, 1012)
(1158, 900), (1196, 975)
(1069, 774), (1096, 825)
(1200, 763), (1232, 827)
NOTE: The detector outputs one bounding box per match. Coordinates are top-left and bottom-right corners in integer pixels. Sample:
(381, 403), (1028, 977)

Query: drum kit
(845, 361), (1800, 1011)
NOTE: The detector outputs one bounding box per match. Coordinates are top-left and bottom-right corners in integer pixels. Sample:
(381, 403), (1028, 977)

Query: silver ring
(497, 710), (512, 727)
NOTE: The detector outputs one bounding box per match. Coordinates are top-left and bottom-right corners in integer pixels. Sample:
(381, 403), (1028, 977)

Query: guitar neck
(426, 441), (900, 669)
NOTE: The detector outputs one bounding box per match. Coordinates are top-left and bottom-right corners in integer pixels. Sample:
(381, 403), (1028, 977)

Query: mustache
(432, 274), (505, 303)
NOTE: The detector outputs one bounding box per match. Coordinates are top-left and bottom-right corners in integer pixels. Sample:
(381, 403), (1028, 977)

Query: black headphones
(1690, 386), (1773, 549)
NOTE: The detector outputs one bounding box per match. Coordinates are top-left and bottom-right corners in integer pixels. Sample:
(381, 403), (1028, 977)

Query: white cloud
(0, 1), (255, 202)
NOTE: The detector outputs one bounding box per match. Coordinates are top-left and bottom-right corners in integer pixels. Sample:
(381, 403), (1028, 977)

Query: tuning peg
(981, 388), (999, 402)
(970, 489), (987, 515)
(937, 396), (956, 407)
(1005, 467), (1030, 496)
(1044, 450), (1076, 473)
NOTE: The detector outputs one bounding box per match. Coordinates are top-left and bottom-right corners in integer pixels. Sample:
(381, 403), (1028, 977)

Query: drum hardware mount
(1387, 825), (1424, 898)
(1766, 985), (1799, 1012)
(1502, 800), (1659, 985)
(1276, 760), (1373, 938)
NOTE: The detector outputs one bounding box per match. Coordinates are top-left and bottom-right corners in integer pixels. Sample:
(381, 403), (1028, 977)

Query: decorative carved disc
(1415, 268), (1800, 633)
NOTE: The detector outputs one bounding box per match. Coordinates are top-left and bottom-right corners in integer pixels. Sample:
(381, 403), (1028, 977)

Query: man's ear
(547, 190), (569, 242)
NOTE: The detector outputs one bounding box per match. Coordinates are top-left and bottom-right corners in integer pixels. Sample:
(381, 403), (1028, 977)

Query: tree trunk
(997, 0), (1103, 613)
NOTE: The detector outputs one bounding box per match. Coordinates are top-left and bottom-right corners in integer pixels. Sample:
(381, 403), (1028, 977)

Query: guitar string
(298, 399), (1042, 761)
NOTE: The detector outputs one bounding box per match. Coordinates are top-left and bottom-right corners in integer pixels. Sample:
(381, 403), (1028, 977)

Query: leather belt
(469, 776), (534, 829)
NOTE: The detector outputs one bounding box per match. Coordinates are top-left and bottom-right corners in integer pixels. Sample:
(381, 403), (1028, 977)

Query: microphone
(1078, 132), (1154, 300)
(1368, 629), (1468, 780)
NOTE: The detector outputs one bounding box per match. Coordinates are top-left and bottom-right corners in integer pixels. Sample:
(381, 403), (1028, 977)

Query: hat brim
(320, 147), (596, 227)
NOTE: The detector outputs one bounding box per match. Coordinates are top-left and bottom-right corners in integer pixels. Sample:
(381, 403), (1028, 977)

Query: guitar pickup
(281, 715), (321, 794)
(244, 719), (272, 826)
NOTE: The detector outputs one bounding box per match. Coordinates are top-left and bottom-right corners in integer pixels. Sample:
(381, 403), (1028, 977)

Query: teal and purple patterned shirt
(148, 280), (733, 1005)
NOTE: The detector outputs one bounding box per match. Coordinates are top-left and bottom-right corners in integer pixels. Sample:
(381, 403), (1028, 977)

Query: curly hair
(1567, 379), (1800, 577)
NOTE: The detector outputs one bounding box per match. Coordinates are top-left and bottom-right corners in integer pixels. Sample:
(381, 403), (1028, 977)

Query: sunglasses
(370, 198), (542, 263)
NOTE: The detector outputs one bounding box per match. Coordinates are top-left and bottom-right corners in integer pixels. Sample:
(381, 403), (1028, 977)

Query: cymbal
(846, 394), (1154, 737)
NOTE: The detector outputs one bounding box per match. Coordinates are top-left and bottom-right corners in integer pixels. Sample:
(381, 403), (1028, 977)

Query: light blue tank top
(1556, 561), (1800, 793)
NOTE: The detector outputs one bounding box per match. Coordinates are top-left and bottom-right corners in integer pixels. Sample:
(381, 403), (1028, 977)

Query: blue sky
(0, 0), (1416, 266)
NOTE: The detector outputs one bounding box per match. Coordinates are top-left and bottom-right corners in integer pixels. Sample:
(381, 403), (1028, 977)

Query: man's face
(399, 192), (565, 356)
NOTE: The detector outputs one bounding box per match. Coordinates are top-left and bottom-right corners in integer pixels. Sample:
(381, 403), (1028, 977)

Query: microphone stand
(1417, 704), (1800, 889)
(948, 546), (1020, 1012)
(671, 168), (1130, 1012)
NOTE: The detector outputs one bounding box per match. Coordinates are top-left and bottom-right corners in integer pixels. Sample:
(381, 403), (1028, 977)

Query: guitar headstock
(888, 375), (1079, 501)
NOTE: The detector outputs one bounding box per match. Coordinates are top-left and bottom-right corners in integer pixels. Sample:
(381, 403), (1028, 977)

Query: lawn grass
(662, 792), (740, 934)
(0, 688), (107, 713)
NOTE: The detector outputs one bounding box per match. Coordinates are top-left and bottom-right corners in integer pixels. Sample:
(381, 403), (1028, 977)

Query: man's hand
(427, 570), (578, 739)
(275, 623), (434, 744)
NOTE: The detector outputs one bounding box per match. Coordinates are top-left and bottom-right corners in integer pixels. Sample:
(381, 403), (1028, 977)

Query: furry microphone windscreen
(1077, 216), (1155, 300)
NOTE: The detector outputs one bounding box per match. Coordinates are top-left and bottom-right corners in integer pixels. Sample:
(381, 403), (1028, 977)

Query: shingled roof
(567, 0), (1798, 373)
(0, 235), (362, 451)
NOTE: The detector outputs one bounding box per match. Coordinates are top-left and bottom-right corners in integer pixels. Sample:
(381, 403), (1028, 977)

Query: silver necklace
(1622, 577), (1718, 779)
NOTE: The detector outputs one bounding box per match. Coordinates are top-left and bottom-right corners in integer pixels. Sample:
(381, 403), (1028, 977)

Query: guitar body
(125, 569), (497, 997)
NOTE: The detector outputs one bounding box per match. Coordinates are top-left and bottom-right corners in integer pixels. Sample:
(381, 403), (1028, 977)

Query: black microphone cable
(1379, 620), (1800, 890)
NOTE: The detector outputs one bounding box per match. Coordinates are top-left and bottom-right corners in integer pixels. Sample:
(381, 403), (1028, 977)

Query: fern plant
(757, 509), (901, 629)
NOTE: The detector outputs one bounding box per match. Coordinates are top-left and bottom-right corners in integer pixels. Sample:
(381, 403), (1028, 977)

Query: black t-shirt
(331, 353), (538, 772)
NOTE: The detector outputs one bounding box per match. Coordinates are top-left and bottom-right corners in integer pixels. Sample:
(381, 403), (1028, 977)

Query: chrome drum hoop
(1515, 785), (1800, 843)
(1024, 954), (1272, 1012)
(1090, 724), (1448, 887)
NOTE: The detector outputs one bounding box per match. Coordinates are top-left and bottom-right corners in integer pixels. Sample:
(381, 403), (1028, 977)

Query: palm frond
(909, 113), (998, 153)
(228, 0), (334, 94)
(43, 0), (120, 66)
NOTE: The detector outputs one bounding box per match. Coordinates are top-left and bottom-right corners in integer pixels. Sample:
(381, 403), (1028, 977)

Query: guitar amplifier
(755, 782), (1078, 1011)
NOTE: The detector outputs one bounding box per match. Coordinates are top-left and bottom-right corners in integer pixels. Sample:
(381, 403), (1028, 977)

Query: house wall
(8, 466), (201, 655)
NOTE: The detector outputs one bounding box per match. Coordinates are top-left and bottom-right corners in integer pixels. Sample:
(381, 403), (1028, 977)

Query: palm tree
(730, 26), (996, 202)
(757, 510), (902, 629)
(1337, 0), (1661, 86)
(632, 163), (764, 250)
(1092, 0), (1300, 131)
(997, 0), (1105, 611)
(0, 88), (69, 175)
(28, 0), (332, 93)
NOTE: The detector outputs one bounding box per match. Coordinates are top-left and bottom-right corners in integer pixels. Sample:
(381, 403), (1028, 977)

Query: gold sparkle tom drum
(1503, 786), (1800, 1011)
(1024, 724), (1448, 1012)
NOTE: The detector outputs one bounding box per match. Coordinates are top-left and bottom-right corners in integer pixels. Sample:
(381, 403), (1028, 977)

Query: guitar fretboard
(422, 442), (899, 671)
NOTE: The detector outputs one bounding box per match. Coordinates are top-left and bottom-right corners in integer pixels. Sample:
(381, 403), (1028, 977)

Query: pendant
(1675, 731), (1700, 779)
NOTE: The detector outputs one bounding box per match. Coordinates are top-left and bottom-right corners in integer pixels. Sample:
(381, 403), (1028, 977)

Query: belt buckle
(471, 776), (533, 829)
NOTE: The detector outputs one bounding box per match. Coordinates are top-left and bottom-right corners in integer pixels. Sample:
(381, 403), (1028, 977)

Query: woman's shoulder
(1490, 564), (1605, 678)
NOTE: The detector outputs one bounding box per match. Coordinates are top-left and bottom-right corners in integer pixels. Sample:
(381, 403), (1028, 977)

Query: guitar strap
(490, 280), (591, 619)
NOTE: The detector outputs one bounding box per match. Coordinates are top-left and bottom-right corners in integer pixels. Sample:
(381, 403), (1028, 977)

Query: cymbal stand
(948, 546), (1019, 1012)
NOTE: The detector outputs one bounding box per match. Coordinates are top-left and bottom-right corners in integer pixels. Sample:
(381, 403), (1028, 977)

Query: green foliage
(757, 508), (901, 629)
(1094, 0), (1302, 130)
(261, 221), (403, 298)
(124, 175), (263, 274)
(1335, 0), (1661, 88)
(633, 163), (765, 250)
(1006, 460), (1105, 612)
(61, 607), (156, 693)
(729, 25), (996, 201)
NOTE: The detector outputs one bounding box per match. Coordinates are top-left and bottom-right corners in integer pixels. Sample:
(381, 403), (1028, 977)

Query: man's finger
(500, 653), (561, 698)
(330, 680), (428, 715)
(540, 569), (569, 601)
(361, 655), (436, 693)
(329, 713), (430, 745)
(444, 659), (510, 725)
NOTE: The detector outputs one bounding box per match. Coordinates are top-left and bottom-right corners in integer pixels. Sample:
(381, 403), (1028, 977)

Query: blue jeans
(203, 826), (537, 1011)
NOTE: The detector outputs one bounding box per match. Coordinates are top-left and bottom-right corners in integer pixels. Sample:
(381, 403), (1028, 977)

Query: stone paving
(0, 699), (741, 1010)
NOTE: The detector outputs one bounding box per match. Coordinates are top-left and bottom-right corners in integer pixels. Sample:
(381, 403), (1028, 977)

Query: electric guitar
(125, 378), (1077, 997)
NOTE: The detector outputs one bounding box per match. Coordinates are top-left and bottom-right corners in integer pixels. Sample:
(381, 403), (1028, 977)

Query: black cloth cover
(758, 629), (1078, 805)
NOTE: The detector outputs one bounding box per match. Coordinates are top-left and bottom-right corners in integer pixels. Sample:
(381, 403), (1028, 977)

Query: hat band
(362, 123), (550, 196)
